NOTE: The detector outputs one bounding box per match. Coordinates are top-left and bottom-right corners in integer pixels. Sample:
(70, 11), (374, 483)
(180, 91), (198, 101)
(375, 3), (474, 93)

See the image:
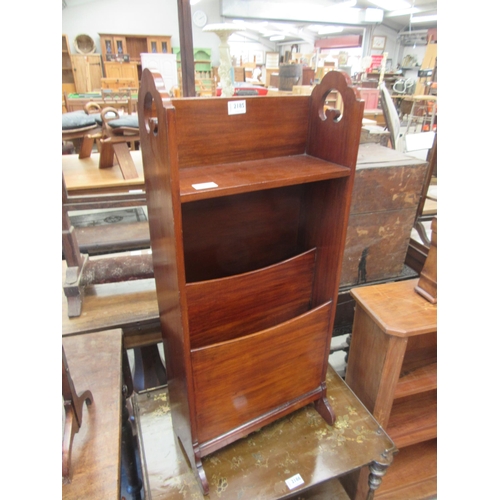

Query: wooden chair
(98, 107), (140, 179)
(380, 82), (436, 160)
(379, 82), (402, 150)
(100, 87), (137, 114)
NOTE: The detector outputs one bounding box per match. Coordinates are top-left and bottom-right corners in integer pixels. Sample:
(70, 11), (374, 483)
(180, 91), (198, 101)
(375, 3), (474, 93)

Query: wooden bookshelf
(344, 278), (437, 499)
(138, 69), (365, 495)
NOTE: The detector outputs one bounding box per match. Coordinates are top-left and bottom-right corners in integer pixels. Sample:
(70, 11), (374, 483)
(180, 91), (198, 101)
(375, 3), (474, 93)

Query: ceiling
(62, 0), (438, 45)
(220, 0), (437, 44)
(357, 0), (437, 31)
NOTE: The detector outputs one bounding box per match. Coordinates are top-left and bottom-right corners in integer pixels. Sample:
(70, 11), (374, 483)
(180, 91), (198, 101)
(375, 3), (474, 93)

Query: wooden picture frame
(372, 36), (386, 50)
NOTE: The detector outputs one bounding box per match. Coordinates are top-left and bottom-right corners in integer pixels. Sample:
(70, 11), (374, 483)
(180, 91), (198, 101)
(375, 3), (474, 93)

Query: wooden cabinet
(99, 34), (172, 88)
(146, 36), (171, 54)
(174, 47), (214, 96)
(138, 69), (365, 495)
(70, 54), (103, 93)
(99, 33), (172, 63)
(62, 34), (76, 94)
(100, 34), (128, 58)
(103, 61), (139, 88)
(344, 278), (437, 499)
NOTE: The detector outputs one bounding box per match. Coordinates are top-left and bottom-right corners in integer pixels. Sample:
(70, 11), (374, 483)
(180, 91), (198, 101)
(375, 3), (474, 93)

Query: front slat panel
(191, 302), (332, 444)
(186, 249), (316, 348)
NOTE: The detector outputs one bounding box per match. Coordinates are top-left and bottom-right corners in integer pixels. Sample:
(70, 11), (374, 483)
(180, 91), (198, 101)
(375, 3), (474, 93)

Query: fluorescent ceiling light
(270, 35), (286, 41)
(411, 15), (437, 23)
(366, 0), (411, 10)
(190, 0), (202, 5)
(334, 0), (357, 7)
(385, 7), (420, 17)
(364, 8), (384, 22)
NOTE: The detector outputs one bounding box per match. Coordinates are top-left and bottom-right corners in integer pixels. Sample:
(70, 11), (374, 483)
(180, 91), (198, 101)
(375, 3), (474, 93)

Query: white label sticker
(228, 100), (246, 115)
(285, 474), (304, 490)
(192, 182), (218, 190)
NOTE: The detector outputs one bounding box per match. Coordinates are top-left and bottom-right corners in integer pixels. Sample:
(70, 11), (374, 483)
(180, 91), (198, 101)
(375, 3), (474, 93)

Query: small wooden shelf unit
(138, 69), (364, 495)
(344, 278), (437, 499)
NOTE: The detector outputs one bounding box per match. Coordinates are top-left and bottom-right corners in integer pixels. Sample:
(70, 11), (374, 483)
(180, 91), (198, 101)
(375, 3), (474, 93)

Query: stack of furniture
(138, 68), (365, 494)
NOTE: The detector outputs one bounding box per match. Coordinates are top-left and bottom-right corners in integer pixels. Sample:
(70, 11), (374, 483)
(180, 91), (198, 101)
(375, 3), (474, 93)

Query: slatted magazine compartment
(138, 69), (364, 494)
(191, 301), (332, 448)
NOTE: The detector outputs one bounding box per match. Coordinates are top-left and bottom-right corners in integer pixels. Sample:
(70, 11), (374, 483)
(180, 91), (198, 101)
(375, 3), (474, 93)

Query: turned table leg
(365, 450), (394, 500)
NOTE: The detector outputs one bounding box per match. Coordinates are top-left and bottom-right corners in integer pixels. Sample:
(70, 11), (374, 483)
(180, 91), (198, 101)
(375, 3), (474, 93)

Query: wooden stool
(99, 107), (140, 180)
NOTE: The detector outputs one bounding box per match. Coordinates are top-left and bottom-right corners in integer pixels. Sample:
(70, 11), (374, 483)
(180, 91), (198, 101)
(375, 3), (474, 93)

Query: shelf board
(386, 390), (436, 448)
(395, 362), (437, 399)
(375, 439), (437, 500)
(179, 154), (350, 202)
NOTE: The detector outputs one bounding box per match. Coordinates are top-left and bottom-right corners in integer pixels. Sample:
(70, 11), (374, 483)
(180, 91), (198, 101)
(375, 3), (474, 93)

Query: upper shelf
(178, 154), (350, 202)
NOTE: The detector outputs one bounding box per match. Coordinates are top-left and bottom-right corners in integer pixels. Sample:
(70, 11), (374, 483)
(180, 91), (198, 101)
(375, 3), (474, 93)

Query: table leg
(121, 392), (143, 500)
(133, 344), (168, 391)
(365, 450), (394, 500)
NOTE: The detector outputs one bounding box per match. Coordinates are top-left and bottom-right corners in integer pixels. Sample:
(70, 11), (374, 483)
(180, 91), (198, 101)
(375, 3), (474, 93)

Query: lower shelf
(191, 301), (332, 449)
(375, 439), (437, 499)
(386, 390), (437, 448)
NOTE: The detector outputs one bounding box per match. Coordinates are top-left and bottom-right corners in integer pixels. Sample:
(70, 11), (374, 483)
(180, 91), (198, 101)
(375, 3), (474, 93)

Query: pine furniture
(99, 34), (172, 61)
(62, 34), (76, 95)
(99, 33), (172, 89)
(138, 69), (365, 494)
(344, 277), (437, 499)
(70, 54), (104, 94)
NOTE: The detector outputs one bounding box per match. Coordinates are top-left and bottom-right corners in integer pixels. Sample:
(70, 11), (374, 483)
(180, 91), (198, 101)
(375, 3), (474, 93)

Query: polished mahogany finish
(138, 69), (364, 494)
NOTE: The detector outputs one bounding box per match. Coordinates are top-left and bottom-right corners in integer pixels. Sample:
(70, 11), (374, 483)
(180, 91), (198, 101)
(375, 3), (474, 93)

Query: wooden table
(62, 149), (144, 196)
(134, 365), (396, 499)
(62, 329), (123, 499)
(62, 254), (165, 391)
